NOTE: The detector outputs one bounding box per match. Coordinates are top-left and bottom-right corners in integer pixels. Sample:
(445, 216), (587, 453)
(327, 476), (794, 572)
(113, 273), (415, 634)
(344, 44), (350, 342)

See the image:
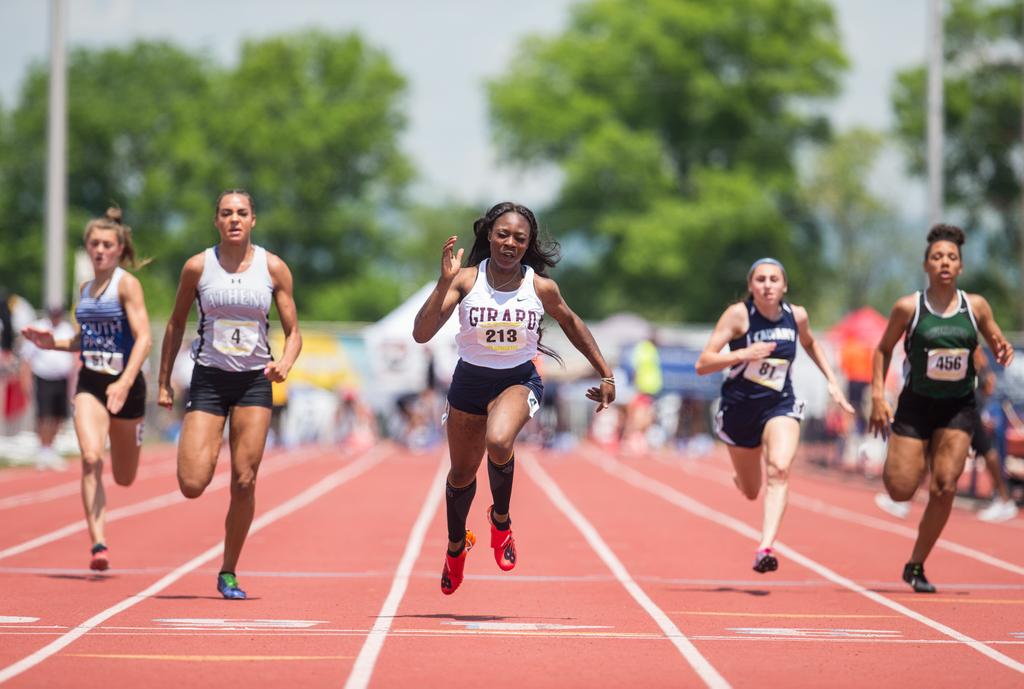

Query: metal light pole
(44, 0), (67, 311)
(927, 0), (944, 228)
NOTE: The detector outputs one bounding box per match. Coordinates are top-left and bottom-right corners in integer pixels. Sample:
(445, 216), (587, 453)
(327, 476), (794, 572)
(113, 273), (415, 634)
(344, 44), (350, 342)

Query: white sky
(0, 0), (928, 212)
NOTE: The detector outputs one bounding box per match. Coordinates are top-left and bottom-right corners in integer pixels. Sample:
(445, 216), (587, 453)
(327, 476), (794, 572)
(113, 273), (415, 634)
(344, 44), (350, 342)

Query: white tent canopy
(361, 282), (460, 409)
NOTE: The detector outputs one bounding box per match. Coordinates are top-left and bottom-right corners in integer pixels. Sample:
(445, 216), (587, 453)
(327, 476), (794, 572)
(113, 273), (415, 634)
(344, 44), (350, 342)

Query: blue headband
(747, 257), (787, 282)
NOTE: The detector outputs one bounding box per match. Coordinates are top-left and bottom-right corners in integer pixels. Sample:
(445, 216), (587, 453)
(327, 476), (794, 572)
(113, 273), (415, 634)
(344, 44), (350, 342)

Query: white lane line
(0, 444), (389, 685)
(344, 455), (446, 689)
(523, 454), (731, 689)
(0, 456), (180, 511)
(586, 447), (1024, 675)
(673, 456), (1024, 575)
(0, 446), (321, 562)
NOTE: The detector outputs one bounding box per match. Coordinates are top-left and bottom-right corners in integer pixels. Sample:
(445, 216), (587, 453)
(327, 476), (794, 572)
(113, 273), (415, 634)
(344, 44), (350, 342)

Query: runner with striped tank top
(157, 190), (302, 600)
(413, 201), (615, 595)
(870, 224), (1013, 593)
(696, 258), (854, 574)
(21, 207), (153, 571)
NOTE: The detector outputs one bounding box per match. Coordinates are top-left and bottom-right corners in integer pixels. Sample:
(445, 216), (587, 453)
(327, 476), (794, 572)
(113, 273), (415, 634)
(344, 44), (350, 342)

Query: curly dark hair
(925, 223), (965, 259)
(467, 202), (564, 364)
(466, 202), (560, 275)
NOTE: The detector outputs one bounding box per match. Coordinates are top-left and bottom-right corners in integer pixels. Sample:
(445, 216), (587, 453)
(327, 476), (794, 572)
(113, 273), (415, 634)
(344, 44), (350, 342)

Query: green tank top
(903, 290), (978, 399)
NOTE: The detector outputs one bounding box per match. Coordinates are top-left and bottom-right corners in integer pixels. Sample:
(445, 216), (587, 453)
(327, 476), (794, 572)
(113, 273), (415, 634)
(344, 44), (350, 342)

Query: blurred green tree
(801, 128), (915, 321)
(0, 31), (412, 320)
(487, 0), (847, 320)
(891, 0), (1023, 325)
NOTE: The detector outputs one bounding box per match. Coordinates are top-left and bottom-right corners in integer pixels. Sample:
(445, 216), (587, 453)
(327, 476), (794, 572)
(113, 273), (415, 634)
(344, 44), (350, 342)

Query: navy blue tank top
(75, 267), (135, 376)
(721, 298), (798, 402)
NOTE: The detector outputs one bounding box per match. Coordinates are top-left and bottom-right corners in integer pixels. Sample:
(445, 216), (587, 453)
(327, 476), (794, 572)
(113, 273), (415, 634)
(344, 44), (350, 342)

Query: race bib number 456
(213, 319), (259, 357)
(477, 321), (526, 352)
(743, 357), (790, 391)
(926, 348), (969, 382)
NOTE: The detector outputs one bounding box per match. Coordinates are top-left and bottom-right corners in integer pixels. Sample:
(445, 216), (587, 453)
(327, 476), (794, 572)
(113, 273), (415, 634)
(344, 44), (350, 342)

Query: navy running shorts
(446, 359), (543, 417)
(186, 364), (272, 416)
(75, 368), (146, 420)
(715, 395), (805, 449)
(891, 388), (976, 440)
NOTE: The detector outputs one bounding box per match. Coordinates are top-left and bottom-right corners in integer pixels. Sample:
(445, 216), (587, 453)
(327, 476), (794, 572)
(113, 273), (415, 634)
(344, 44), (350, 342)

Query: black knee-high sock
(487, 454), (515, 527)
(445, 478), (477, 550)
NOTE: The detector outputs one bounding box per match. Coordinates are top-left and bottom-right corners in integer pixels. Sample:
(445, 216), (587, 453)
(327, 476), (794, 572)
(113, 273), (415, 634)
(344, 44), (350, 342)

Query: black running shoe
(752, 548), (778, 573)
(902, 562), (936, 593)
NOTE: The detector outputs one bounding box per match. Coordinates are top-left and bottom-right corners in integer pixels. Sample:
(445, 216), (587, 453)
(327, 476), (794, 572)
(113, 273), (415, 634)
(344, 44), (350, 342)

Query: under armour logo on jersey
(230, 278), (242, 284)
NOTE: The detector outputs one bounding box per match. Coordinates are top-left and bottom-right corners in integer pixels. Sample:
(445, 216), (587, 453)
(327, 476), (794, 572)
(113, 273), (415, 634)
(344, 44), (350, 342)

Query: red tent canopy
(827, 307), (888, 348)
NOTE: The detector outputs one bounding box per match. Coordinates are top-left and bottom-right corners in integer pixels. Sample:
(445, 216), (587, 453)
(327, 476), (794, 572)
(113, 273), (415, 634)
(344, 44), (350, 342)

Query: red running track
(0, 440), (1021, 688)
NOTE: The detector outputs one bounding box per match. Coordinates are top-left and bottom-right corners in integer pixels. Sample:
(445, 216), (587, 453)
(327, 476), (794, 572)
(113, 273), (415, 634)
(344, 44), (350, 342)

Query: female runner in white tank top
(157, 190), (302, 600)
(22, 207), (152, 571)
(414, 201), (615, 595)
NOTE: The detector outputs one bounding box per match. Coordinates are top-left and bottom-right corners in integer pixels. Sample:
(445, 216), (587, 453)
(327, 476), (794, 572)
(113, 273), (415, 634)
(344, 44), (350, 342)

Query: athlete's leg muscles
(758, 416), (801, 549)
(484, 385), (532, 523)
(108, 417), (143, 487)
(445, 406), (487, 551)
(882, 434), (929, 501)
(726, 444), (763, 500)
(73, 393), (111, 547)
(221, 405), (271, 574)
(176, 410), (226, 498)
(911, 428), (970, 564)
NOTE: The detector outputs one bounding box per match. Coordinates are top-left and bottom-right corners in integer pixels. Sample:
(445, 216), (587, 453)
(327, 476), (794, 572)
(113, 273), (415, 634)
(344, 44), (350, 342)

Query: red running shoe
(89, 545), (109, 572)
(487, 506), (517, 571)
(440, 530), (475, 595)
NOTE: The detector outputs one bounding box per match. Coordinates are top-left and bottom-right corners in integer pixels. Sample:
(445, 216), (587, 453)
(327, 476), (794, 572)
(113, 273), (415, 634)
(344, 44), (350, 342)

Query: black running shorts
(891, 388), (976, 440)
(186, 364), (272, 416)
(75, 368), (147, 420)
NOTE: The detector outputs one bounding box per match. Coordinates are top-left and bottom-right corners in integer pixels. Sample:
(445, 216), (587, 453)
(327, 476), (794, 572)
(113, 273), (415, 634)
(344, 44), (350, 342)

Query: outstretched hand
(868, 397), (894, 440)
(441, 235), (463, 283)
(993, 336), (1015, 368)
(21, 326), (55, 350)
(585, 380), (616, 413)
(828, 381), (856, 415)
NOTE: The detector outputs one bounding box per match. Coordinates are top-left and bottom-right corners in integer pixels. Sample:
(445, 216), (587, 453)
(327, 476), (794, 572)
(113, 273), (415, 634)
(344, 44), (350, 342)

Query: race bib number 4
(213, 319), (259, 356)
(926, 348), (969, 381)
(82, 350), (124, 375)
(743, 357), (790, 391)
(477, 321), (526, 352)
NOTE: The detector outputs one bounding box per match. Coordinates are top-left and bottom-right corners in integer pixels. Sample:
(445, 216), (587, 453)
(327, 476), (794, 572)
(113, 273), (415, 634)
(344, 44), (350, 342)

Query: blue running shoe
(217, 572), (247, 600)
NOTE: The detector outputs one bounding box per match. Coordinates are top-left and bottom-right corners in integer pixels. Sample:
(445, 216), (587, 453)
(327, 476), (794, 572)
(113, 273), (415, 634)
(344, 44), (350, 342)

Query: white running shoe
(34, 447), (65, 472)
(874, 492), (911, 519)
(977, 498), (1019, 523)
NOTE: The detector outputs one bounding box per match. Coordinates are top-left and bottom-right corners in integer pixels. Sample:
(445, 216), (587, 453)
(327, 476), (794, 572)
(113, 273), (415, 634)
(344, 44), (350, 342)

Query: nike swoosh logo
(516, 296), (528, 301)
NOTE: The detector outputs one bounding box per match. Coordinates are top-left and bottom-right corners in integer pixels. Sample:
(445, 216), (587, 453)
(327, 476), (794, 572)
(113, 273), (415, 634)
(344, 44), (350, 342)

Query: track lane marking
(65, 653), (353, 661)
(523, 453), (731, 689)
(0, 444), (391, 685)
(343, 454), (447, 689)
(671, 611), (898, 619)
(0, 445), (323, 561)
(670, 455), (1024, 575)
(586, 446), (1024, 675)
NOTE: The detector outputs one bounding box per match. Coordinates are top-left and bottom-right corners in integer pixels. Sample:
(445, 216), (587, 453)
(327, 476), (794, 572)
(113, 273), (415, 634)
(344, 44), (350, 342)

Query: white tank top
(191, 245), (274, 372)
(456, 259), (544, 368)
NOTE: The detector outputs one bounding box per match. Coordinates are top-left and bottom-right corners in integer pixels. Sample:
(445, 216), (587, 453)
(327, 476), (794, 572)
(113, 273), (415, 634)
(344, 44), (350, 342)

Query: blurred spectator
(622, 333), (662, 454)
(336, 387), (378, 451)
(19, 306), (76, 470)
(2, 293), (36, 432)
(975, 348), (1019, 522)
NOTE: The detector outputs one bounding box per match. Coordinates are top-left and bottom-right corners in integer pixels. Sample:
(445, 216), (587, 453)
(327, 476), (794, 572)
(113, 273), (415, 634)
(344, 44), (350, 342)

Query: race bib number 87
(926, 348), (969, 382)
(213, 319), (259, 356)
(743, 357), (790, 391)
(477, 321), (526, 352)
